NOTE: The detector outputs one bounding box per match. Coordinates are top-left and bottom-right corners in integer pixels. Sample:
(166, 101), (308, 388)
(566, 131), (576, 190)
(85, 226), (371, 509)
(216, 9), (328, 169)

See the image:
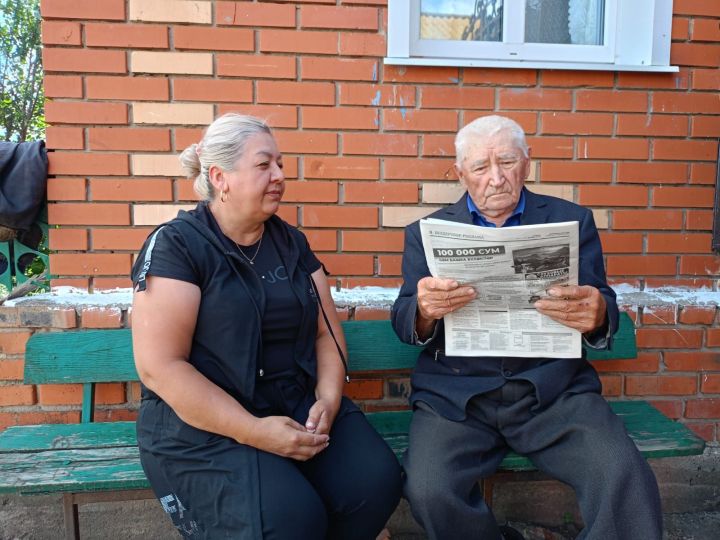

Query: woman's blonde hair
(179, 113), (272, 200)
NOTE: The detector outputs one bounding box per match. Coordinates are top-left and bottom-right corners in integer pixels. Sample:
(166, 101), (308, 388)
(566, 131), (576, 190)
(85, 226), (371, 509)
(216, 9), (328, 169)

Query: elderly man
(391, 116), (661, 540)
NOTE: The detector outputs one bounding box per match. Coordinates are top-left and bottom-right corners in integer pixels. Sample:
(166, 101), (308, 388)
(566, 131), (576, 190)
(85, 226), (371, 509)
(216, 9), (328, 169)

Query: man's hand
(415, 277), (476, 340)
(533, 285), (607, 334)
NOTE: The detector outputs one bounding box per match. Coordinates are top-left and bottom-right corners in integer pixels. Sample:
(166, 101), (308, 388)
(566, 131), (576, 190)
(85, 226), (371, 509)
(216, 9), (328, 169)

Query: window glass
(525, 0), (605, 45)
(419, 0), (503, 42)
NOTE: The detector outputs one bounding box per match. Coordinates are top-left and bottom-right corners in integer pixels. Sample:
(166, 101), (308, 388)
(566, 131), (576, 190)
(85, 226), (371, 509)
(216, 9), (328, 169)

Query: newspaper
(420, 218), (581, 358)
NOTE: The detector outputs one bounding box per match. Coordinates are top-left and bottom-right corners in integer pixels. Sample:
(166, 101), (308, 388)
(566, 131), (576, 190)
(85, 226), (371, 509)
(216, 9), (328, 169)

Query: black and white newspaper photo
(420, 219), (581, 358)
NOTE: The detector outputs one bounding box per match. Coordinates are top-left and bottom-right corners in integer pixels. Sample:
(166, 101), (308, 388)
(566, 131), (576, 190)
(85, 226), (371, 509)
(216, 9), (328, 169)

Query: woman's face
(219, 132), (285, 221)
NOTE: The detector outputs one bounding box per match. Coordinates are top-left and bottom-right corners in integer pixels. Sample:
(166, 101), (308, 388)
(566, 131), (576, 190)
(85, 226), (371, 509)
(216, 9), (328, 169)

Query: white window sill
(384, 57), (678, 73)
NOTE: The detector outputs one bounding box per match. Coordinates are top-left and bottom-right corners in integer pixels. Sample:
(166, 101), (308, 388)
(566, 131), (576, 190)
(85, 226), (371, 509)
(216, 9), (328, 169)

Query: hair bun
(179, 143), (202, 179)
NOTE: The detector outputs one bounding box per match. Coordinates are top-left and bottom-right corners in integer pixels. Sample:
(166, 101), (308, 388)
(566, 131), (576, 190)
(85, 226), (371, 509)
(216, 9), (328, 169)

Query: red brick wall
(4, 0), (717, 438)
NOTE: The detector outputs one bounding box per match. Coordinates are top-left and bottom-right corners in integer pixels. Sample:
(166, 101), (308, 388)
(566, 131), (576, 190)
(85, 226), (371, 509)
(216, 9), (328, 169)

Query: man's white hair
(454, 115), (529, 165)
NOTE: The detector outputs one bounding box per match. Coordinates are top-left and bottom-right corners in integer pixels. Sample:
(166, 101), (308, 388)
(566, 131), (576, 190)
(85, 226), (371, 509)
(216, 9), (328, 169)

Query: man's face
(454, 130), (531, 220)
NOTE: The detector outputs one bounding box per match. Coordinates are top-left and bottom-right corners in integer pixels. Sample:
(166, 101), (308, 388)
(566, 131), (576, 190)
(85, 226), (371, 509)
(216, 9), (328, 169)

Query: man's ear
(522, 147), (532, 180)
(454, 163), (466, 187)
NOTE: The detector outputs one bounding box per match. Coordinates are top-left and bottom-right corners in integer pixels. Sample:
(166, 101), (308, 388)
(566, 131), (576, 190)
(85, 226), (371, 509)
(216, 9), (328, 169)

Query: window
(387, 0), (677, 72)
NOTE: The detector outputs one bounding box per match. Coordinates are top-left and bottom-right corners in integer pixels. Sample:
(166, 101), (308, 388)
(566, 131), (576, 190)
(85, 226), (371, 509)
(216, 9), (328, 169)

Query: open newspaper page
(420, 218), (581, 358)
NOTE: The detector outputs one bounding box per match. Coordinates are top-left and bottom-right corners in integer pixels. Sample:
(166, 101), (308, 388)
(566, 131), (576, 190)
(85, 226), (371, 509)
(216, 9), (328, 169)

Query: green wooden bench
(0, 313), (706, 539)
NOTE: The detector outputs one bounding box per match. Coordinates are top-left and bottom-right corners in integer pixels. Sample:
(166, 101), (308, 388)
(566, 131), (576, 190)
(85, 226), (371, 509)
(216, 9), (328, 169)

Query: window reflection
(420, 0), (503, 42)
(526, 0), (605, 45)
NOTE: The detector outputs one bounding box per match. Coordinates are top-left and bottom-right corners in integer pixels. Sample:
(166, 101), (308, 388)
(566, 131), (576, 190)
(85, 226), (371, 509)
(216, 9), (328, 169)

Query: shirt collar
(466, 188), (526, 228)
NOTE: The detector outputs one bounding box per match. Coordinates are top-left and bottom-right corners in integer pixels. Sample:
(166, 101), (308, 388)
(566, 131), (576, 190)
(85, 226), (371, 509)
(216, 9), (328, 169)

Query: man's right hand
(416, 277), (476, 338)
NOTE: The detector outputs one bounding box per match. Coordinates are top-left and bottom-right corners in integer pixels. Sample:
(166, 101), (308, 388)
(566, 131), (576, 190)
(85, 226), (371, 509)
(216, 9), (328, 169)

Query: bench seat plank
(0, 422), (137, 453)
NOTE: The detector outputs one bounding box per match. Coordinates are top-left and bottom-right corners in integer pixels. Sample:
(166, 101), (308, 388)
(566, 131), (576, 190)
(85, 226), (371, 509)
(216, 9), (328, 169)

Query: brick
(0, 330), (32, 355)
(41, 0), (125, 20)
(540, 162), (612, 183)
(685, 399), (720, 419)
(354, 308), (392, 322)
(577, 138), (649, 161)
(641, 306), (677, 325)
(649, 400), (683, 420)
(174, 26), (254, 51)
(0, 360), (23, 380)
(174, 128), (204, 151)
(85, 23), (169, 48)
(525, 137), (573, 159)
(94, 277), (133, 290)
(616, 114), (689, 137)
(680, 255), (720, 276)
(93, 228), (153, 250)
(0, 307), (20, 328)
(277, 205), (298, 225)
(666, 351), (720, 372)
(303, 206), (377, 228)
(216, 1), (295, 27)
(541, 70), (614, 88)
(51, 254), (132, 276)
(592, 352), (659, 374)
(302, 107), (378, 130)
(282, 181), (337, 203)
(174, 178), (200, 201)
(217, 105), (298, 128)
(686, 422), (716, 441)
(691, 163), (716, 184)
(691, 116), (720, 138)
(599, 232), (642, 253)
(259, 30), (338, 54)
(647, 233), (713, 253)
(49, 228), (88, 250)
(691, 19), (720, 42)
(129, 0), (211, 24)
(385, 158), (453, 181)
(133, 204), (195, 225)
(133, 103), (213, 125)
(645, 278), (713, 290)
(304, 230), (337, 252)
(463, 68), (536, 86)
(46, 127), (84, 150)
(342, 231), (403, 252)
(338, 83), (416, 107)
(131, 52), (212, 75)
(90, 178), (173, 202)
(420, 86), (494, 110)
(498, 88), (571, 111)
(89, 128), (170, 152)
(86, 76), (169, 101)
(0, 385), (35, 406)
(344, 182), (418, 203)
(378, 255), (402, 276)
(540, 112), (613, 135)
(301, 5), (378, 30)
(636, 328), (703, 349)
(612, 210), (682, 230)
(384, 109), (458, 132)
(686, 210), (713, 230)
(652, 186), (714, 208)
(702, 375), (720, 394)
(652, 92), (720, 114)
(45, 102), (127, 125)
(258, 82), (334, 105)
(606, 255), (677, 276)
(317, 254), (374, 275)
(50, 278), (89, 289)
(625, 376), (697, 396)
(578, 186), (648, 207)
(600, 375), (621, 396)
(37, 384), (81, 405)
(340, 33), (386, 56)
(576, 90), (648, 112)
(48, 153), (129, 176)
(41, 21), (81, 45)
(525, 183), (572, 201)
(672, 16), (690, 40)
(381, 206), (440, 228)
(47, 178), (86, 201)
(173, 79), (252, 103)
(217, 54), (296, 79)
(44, 75), (83, 98)
(421, 134), (455, 157)
(42, 48), (126, 73)
(274, 131), (337, 154)
(679, 306), (717, 325)
(81, 307), (123, 328)
(616, 163), (687, 184)
(670, 43), (720, 68)
(49, 203), (130, 225)
(464, 111), (538, 134)
(17, 307), (77, 329)
(383, 65), (459, 84)
(301, 57), (378, 82)
(692, 69), (720, 90)
(304, 157), (379, 180)
(0, 411), (80, 430)
(674, 0), (718, 16)
(344, 379), (383, 400)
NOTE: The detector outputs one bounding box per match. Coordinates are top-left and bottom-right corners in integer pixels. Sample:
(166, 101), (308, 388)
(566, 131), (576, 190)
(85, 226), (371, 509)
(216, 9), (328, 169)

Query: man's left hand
(533, 285), (606, 334)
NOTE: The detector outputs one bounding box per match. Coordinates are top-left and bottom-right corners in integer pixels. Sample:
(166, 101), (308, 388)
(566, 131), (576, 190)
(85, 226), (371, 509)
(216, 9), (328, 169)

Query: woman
(131, 113), (402, 539)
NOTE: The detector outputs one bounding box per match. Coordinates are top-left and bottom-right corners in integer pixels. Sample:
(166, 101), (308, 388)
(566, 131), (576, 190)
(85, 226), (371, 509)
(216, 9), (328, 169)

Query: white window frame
(387, 0), (677, 72)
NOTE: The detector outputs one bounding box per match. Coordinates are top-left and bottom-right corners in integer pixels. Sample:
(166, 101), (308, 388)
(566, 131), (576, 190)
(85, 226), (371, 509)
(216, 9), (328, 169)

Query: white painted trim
(383, 56), (678, 72)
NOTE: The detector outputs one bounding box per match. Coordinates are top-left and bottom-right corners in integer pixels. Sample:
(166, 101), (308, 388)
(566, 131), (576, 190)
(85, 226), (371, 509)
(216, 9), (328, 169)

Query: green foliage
(0, 0), (45, 142)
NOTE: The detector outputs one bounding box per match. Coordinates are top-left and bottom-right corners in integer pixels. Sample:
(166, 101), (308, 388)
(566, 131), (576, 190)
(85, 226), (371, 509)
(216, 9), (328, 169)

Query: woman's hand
(305, 397), (340, 436)
(244, 416), (329, 461)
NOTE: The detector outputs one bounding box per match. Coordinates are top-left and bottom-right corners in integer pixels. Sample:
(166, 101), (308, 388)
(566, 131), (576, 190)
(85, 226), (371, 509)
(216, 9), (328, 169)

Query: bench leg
(63, 493), (80, 540)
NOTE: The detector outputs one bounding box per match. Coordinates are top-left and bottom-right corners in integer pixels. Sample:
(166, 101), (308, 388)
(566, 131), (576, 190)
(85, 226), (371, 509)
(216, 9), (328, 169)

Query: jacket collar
(439, 187), (550, 226)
